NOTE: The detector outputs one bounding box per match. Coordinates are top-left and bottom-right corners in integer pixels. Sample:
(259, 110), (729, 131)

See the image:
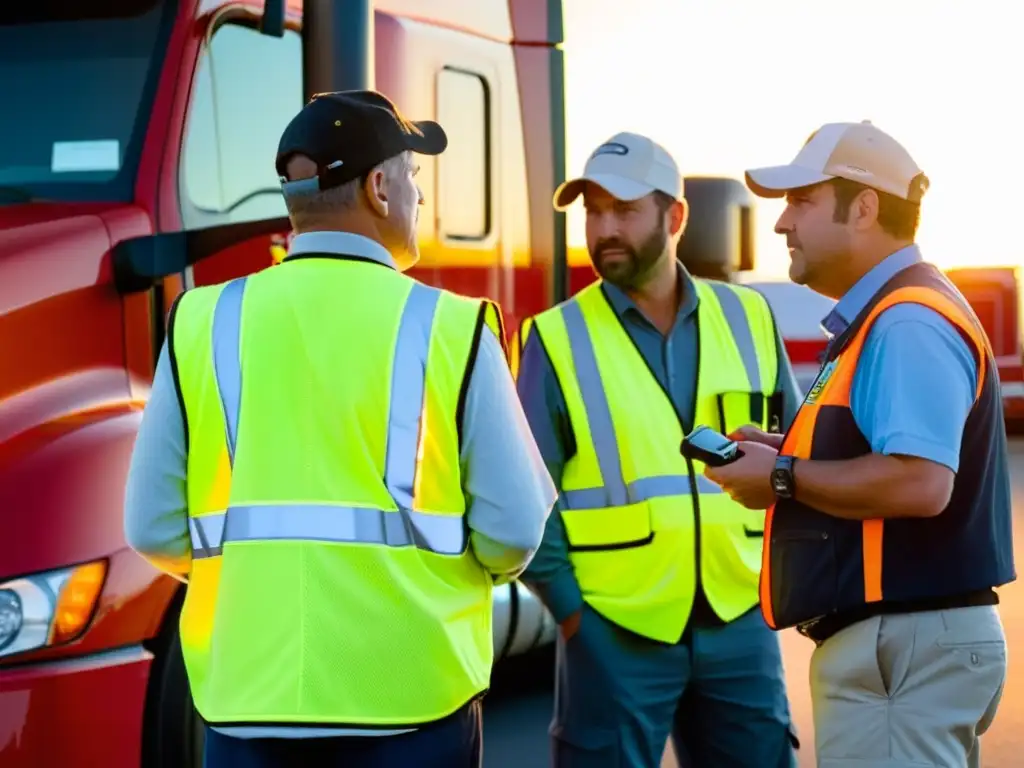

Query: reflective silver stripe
(190, 514), (226, 558)
(559, 301), (724, 511)
(563, 302), (628, 508)
(212, 277), (247, 465)
(385, 284), (440, 509)
(707, 281), (761, 391)
(563, 473), (724, 510)
(189, 505), (465, 556)
(193, 281), (463, 558)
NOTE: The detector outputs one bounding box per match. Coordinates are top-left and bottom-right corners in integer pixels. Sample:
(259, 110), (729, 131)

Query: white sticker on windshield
(51, 140), (121, 173)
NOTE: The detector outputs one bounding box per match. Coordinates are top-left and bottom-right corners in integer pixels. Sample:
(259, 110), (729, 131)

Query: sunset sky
(561, 0), (1022, 277)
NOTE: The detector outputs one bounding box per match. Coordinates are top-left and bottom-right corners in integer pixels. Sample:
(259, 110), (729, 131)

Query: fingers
(703, 466), (725, 486)
(728, 425), (759, 442)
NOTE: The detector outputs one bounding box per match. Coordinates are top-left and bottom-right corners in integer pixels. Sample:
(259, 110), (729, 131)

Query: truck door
(175, 10), (301, 290)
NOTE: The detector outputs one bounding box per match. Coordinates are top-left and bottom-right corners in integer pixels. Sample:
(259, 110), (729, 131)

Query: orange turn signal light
(49, 560), (107, 645)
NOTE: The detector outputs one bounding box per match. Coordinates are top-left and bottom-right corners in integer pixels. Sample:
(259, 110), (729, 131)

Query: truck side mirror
(112, 217), (290, 294)
(112, 231), (188, 295)
(677, 177), (757, 281)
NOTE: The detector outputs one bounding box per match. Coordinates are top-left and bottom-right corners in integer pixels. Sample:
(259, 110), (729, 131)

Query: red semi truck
(0, 0), (576, 764)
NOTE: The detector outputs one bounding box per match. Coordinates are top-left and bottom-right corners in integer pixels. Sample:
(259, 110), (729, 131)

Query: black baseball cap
(275, 89), (447, 193)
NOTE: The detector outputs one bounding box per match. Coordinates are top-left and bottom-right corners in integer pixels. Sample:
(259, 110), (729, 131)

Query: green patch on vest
(805, 357), (839, 405)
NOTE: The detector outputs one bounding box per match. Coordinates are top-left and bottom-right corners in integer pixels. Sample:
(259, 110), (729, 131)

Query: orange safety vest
(760, 263), (1014, 635)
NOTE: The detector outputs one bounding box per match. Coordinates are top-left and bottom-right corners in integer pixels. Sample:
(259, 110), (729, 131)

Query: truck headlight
(0, 560), (107, 658)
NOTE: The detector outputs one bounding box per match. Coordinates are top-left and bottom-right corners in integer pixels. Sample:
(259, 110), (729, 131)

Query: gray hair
(283, 151), (411, 224)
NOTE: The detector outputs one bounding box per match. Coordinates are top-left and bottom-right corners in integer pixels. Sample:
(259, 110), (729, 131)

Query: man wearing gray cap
(707, 120), (1013, 767)
(515, 131), (802, 767)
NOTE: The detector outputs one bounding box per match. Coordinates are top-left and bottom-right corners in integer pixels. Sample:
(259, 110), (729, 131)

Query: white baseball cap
(553, 132), (684, 211)
(744, 120), (929, 203)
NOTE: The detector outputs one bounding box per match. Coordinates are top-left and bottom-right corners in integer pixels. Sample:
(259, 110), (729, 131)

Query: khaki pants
(810, 605), (1006, 767)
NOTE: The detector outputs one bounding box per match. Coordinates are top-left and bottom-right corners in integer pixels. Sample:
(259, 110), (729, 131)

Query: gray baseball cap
(553, 131), (684, 211)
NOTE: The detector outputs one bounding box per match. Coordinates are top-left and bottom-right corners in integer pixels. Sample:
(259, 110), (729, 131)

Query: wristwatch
(772, 455), (796, 499)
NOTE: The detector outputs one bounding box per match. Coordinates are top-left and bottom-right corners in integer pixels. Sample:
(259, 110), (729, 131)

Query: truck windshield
(0, 0), (176, 203)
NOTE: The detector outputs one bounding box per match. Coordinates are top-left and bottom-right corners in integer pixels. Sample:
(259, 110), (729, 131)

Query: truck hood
(0, 407), (143, 582)
(0, 202), (125, 315)
(0, 200), (128, 231)
(0, 201), (150, 579)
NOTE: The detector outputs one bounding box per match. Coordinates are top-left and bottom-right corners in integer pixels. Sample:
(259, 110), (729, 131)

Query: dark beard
(592, 221), (667, 290)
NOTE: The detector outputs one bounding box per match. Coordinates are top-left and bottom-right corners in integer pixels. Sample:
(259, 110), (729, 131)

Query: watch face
(772, 469), (791, 496)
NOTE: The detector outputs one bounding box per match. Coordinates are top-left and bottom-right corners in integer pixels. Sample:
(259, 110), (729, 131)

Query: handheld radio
(680, 425), (744, 467)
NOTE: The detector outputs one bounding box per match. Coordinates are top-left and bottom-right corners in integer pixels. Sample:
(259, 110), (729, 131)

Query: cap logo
(591, 142), (629, 159)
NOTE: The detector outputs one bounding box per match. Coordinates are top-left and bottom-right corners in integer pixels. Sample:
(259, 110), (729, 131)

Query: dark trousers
(202, 700), (482, 768)
(552, 605), (797, 768)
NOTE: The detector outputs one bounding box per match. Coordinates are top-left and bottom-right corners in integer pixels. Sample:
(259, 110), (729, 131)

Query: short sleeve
(849, 304), (979, 472)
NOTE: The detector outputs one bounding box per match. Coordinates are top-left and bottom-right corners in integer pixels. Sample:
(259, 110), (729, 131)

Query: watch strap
(773, 455), (796, 498)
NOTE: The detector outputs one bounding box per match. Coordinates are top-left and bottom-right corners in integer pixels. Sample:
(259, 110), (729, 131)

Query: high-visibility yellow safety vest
(170, 255), (503, 728)
(522, 278), (779, 643)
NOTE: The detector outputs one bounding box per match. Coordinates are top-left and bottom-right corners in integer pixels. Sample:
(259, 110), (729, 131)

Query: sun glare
(562, 0), (1021, 277)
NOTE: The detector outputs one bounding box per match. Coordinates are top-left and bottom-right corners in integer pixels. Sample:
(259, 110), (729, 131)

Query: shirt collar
(285, 231), (396, 269)
(601, 260), (700, 324)
(821, 244), (923, 339)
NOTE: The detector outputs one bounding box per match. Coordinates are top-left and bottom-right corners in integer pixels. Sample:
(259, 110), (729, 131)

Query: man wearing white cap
(515, 131), (802, 767)
(706, 121), (1013, 767)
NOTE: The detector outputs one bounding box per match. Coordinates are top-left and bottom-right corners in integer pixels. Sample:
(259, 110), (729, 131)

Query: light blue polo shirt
(825, 244), (979, 472)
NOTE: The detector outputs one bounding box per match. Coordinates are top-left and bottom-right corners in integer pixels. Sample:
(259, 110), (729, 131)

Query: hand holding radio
(728, 424), (785, 451)
(680, 425), (744, 467)
(686, 425), (779, 510)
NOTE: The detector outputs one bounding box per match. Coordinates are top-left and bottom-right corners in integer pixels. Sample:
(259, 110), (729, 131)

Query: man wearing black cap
(123, 90), (555, 767)
(272, 90), (450, 268)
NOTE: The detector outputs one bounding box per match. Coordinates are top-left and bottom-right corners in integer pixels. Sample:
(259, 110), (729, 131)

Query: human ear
(670, 199), (688, 236)
(853, 188), (879, 231)
(364, 169), (389, 218)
